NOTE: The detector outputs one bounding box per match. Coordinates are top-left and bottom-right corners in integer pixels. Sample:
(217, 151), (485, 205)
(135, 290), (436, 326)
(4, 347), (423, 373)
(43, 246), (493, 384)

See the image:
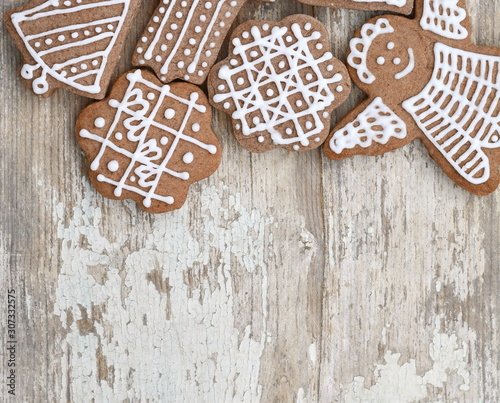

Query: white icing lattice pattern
(403, 43), (500, 184)
(10, 0), (130, 95)
(329, 97), (407, 154)
(79, 70), (218, 208)
(213, 22), (346, 149)
(134, 0), (245, 84)
(420, 0), (468, 40)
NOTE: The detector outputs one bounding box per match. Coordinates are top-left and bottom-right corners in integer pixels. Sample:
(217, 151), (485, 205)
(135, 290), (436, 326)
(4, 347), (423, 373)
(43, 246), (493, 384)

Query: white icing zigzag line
(329, 97), (407, 154)
(11, 0), (129, 95)
(403, 43), (500, 185)
(80, 70), (217, 208)
(214, 23), (344, 148)
(420, 0), (468, 40)
(348, 18), (394, 85)
(394, 48), (415, 79)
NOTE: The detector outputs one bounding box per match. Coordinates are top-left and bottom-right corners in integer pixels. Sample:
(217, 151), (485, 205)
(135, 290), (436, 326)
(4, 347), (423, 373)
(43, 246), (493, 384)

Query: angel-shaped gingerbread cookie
(324, 0), (500, 195)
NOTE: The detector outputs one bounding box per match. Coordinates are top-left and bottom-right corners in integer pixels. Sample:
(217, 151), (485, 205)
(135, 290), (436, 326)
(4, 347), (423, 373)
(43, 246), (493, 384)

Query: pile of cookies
(5, 0), (500, 213)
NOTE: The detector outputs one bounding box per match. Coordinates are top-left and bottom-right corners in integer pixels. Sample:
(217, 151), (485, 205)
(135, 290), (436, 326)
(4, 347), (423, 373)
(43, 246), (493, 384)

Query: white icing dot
(63, 0), (71, 5)
(141, 36), (148, 42)
(115, 132), (123, 140)
(81, 63), (87, 70)
(223, 102), (230, 109)
(258, 136), (265, 143)
(161, 44), (167, 51)
(266, 89), (274, 97)
(148, 27), (154, 33)
(165, 109), (175, 119)
(45, 38), (53, 45)
(327, 65), (334, 71)
(96, 27), (102, 33)
(147, 92), (155, 100)
(71, 32), (78, 39)
(316, 43), (323, 50)
(336, 85), (343, 92)
(286, 36), (293, 42)
(205, 1), (212, 8)
(377, 56), (386, 65)
(315, 137), (321, 142)
(306, 73), (313, 80)
(176, 11), (182, 18)
(253, 117), (260, 125)
(34, 42), (40, 48)
(387, 42), (395, 50)
(286, 128), (293, 135)
(235, 124), (241, 130)
(184, 49), (191, 56)
(70, 67), (77, 73)
(393, 57), (401, 65)
(189, 38), (196, 45)
(183, 152), (194, 164)
(242, 32), (249, 39)
(306, 121), (313, 130)
(160, 136), (169, 145)
(293, 145), (300, 150)
(159, 7), (166, 12)
(153, 16), (160, 23)
(94, 117), (105, 128)
(58, 35), (65, 41)
(166, 33), (173, 40)
(156, 55), (162, 62)
(218, 84), (225, 91)
(84, 30), (90, 36)
(296, 100), (303, 107)
(305, 23), (312, 30)
(177, 61), (185, 68)
(107, 160), (119, 172)
(137, 47), (143, 53)
(323, 112), (329, 118)
(237, 77), (244, 85)
(192, 123), (200, 132)
(108, 24), (114, 30)
(171, 24), (178, 30)
(262, 24), (269, 31)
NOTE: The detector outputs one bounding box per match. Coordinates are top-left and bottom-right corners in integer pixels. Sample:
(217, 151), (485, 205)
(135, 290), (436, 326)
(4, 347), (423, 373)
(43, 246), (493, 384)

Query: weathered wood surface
(1, 0), (499, 401)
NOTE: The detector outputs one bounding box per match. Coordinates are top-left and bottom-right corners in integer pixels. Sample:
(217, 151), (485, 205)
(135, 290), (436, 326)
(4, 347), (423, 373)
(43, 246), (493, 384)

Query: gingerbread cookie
(324, 0), (500, 195)
(297, 0), (413, 14)
(4, 0), (141, 99)
(76, 69), (221, 213)
(132, 0), (260, 85)
(208, 15), (351, 153)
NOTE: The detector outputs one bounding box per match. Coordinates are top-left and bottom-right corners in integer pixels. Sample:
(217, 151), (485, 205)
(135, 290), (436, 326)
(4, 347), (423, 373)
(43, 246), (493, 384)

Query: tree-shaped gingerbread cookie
(324, 0), (500, 195)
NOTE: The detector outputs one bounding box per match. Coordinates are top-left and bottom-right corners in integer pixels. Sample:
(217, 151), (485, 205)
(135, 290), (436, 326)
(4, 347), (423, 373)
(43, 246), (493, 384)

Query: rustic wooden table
(1, 0), (499, 401)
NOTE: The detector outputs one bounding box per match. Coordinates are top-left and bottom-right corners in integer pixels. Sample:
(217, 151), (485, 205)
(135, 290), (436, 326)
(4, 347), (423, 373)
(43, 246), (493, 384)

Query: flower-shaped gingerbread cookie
(77, 69), (221, 213)
(208, 15), (351, 153)
(325, 0), (500, 195)
(298, 0), (413, 14)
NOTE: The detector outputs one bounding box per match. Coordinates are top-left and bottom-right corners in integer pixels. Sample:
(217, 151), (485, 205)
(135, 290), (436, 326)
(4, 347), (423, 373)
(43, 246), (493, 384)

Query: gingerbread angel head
(325, 0), (500, 195)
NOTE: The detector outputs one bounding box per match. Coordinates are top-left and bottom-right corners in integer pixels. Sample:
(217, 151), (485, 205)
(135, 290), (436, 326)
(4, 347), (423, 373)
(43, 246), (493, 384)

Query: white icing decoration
(79, 70), (218, 208)
(213, 22), (345, 147)
(348, 18), (394, 84)
(10, 0), (131, 95)
(329, 97), (407, 154)
(107, 160), (119, 172)
(182, 152), (194, 163)
(136, 0), (245, 82)
(403, 43), (500, 185)
(420, 0), (468, 40)
(352, 0), (407, 6)
(94, 117), (105, 128)
(394, 48), (415, 79)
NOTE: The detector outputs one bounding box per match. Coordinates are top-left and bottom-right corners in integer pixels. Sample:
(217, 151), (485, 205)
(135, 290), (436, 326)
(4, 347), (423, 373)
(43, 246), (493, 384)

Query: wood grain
(0, 0), (499, 401)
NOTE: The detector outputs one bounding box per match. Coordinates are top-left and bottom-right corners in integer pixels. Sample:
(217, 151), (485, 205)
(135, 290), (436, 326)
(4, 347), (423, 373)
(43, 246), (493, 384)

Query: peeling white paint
(53, 180), (276, 402)
(308, 343), (317, 364)
(343, 317), (472, 402)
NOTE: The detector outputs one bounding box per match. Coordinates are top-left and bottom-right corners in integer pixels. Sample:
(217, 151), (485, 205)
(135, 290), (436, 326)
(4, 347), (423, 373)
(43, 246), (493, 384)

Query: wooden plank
(0, 0), (498, 401)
